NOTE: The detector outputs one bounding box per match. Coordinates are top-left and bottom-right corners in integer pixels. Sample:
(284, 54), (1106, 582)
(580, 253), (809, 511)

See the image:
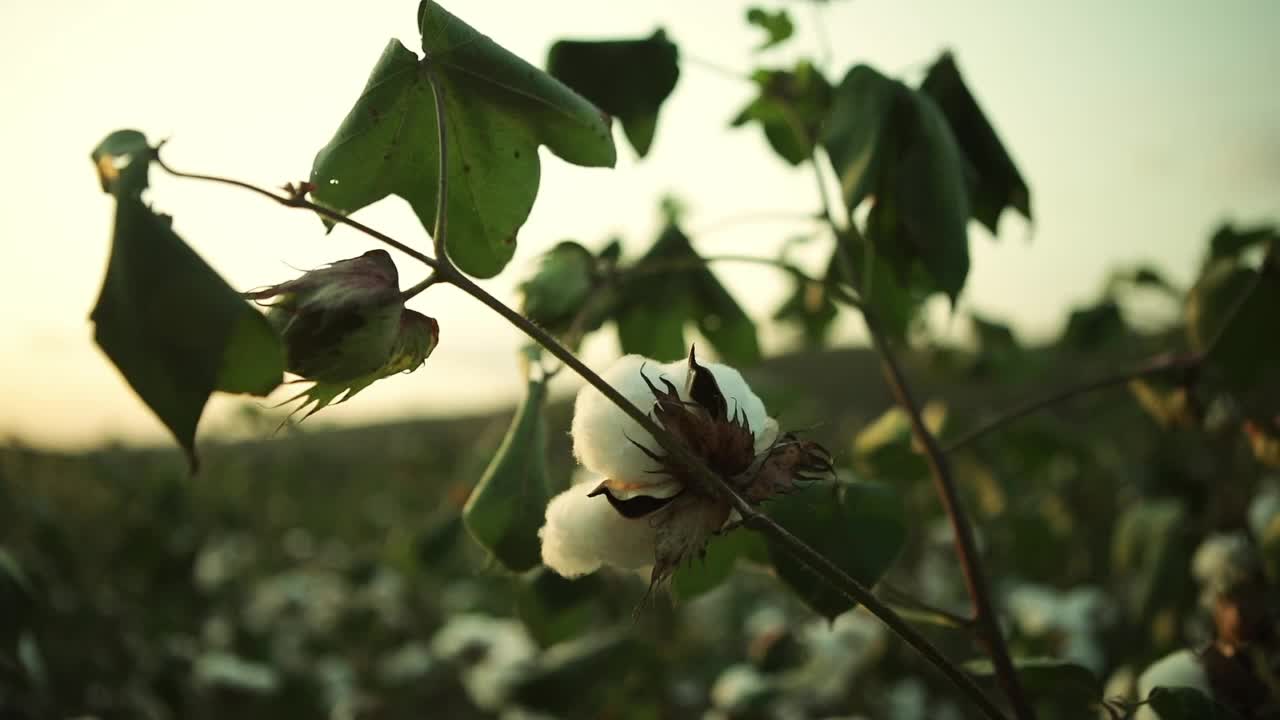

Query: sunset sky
(1, 1), (1277, 448)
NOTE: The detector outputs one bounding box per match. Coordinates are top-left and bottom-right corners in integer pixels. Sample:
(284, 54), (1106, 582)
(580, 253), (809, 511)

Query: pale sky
(1, 1), (1277, 449)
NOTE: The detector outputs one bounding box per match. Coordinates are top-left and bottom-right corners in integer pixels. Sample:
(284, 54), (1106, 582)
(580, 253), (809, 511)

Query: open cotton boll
(538, 478), (658, 577)
(571, 354), (773, 485)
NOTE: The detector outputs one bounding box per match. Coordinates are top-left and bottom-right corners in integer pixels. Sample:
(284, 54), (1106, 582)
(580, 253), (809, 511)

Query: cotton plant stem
(810, 154), (1035, 719)
(150, 150), (439, 271)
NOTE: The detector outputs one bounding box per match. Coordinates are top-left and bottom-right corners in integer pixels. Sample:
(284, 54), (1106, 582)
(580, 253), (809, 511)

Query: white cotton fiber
(538, 478), (657, 578)
(571, 354), (774, 485)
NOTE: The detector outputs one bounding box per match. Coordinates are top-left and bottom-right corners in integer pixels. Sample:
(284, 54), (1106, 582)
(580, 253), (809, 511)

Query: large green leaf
(463, 376), (553, 572)
(822, 65), (972, 302)
(828, 228), (930, 341)
(90, 132), (284, 469)
(311, 1), (617, 279)
(546, 30), (679, 158)
(515, 568), (604, 648)
(1208, 223), (1277, 261)
(732, 61), (832, 166)
(920, 53), (1031, 234)
(762, 480), (906, 619)
(1147, 686), (1241, 719)
(615, 225), (760, 365)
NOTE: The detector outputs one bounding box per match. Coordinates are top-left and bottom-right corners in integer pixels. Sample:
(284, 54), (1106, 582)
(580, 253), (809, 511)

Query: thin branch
(877, 581), (977, 630)
(689, 211), (822, 238)
(684, 53), (752, 83)
(438, 262), (1008, 720)
(400, 272), (441, 302)
(150, 148), (439, 270)
(422, 64), (449, 261)
(811, 154), (1034, 719)
(943, 352), (1202, 452)
(944, 242), (1274, 453)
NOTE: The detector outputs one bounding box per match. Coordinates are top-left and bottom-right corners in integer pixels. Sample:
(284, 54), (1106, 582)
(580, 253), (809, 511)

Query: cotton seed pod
(518, 241), (596, 332)
(247, 250), (403, 383)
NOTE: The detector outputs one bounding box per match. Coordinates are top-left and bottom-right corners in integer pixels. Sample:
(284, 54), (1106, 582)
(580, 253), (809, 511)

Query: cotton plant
(539, 347), (832, 589)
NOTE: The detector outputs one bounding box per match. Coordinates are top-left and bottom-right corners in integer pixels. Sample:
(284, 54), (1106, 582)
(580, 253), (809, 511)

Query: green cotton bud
(247, 250), (404, 383)
(281, 309), (440, 421)
(518, 241), (596, 331)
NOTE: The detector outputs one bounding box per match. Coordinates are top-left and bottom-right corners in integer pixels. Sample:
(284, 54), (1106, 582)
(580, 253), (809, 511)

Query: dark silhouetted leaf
(920, 53), (1030, 234)
(311, 1), (616, 279)
(615, 225), (760, 364)
(773, 275), (838, 347)
(90, 132), (284, 469)
(90, 129), (150, 196)
(828, 229), (930, 341)
(1209, 223), (1277, 261)
(463, 376), (552, 572)
(1059, 300), (1127, 350)
(746, 7), (794, 50)
(763, 480), (906, 619)
(547, 30), (679, 157)
(822, 65), (972, 301)
(732, 61), (831, 165)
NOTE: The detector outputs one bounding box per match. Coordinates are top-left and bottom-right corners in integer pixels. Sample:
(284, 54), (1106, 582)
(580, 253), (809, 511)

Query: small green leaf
(547, 30), (679, 158)
(732, 61), (832, 166)
(463, 376), (553, 572)
(615, 225), (760, 364)
(90, 129), (150, 195)
(672, 529), (767, 601)
(1059, 300), (1128, 350)
(746, 7), (794, 51)
(311, 1), (617, 279)
(822, 66), (972, 301)
(964, 657), (1102, 708)
(1147, 685), (1241, 719)
(91, 132), (284, 468)
(1209, 223), (1277, 260)
(519, 241), (597, 333)
(828, 229), (931, 341)
(762, 480), (906, 619)
(920, 53), (1031, 234)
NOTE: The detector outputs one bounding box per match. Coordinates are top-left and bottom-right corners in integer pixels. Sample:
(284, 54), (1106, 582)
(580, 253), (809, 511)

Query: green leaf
(1188, 251), (1280, 420)
(964, 657), (1102, 708)
(828, 228), (931, 341)
(1111, 499), (1191, 622)
(515, 568), (603, 647)
(822, 65), (972, 301)
(90, 132), (284, 469)
(1059, 300), (1128, 350)
(463, 376), (553, 572)
(546, 30), (679, 158)
(615, 225), (760, 364)
(311, 1), (617, 279)
(746, 7), (794, 50)
(1147, 685), (1241, 719)
(762, 480), (906, 619)
(732, 61), (832, 166)
(672, 529), (767, 601)
(920, 53), (1031, 234)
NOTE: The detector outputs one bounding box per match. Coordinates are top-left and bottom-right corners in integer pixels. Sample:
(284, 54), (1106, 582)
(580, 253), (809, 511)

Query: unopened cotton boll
(539, 476), (659, 577)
